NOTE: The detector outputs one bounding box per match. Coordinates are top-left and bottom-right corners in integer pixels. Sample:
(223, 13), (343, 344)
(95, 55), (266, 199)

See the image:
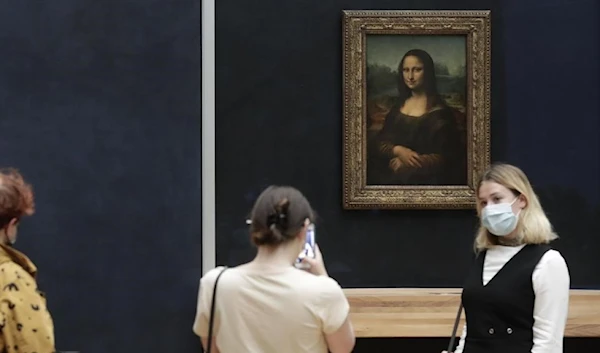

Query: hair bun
(267, 198), (290, 231)
(248, 186), (314, 247)
(251, 227), (277, 246)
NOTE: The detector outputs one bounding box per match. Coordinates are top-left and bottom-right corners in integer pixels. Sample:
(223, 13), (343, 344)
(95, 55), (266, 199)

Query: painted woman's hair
(397, 49), (445, 110)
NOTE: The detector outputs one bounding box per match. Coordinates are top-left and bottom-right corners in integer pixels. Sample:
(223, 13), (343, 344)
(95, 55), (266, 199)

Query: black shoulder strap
(447, 300), (464, 352)
(447, 251), (481, 352)
(206, 267), (228, 353)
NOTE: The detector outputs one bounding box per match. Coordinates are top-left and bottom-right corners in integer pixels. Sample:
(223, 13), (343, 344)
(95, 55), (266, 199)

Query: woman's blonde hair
(474, 163), (557, 252)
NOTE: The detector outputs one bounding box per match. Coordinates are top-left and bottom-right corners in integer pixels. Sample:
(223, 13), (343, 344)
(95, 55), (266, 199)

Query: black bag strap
(206, 267), (228, 353)
(447, 251), (481, 352)
(447, 301), (464, 352)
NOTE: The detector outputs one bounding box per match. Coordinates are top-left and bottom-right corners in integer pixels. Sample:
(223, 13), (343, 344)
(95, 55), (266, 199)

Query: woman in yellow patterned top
(0, 168), (55, 353)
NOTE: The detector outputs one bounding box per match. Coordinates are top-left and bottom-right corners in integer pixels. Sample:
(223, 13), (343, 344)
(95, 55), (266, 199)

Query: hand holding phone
(301, 244), (328, 276)
(295, 224), (328, 276)
(295, 224), (316, 269)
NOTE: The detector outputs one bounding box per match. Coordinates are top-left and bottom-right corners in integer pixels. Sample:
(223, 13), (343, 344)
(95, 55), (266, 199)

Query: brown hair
(0, 168), (35, 228)
(474, 163), (557, 251)
(249, 186), (314, 246)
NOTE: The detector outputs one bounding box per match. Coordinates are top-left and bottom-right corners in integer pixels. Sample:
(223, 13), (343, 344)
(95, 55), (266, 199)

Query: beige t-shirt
(193, 264), (350, 353)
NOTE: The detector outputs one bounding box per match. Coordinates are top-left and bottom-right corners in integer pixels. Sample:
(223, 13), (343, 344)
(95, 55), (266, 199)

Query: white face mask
(481, 198), (521, 236)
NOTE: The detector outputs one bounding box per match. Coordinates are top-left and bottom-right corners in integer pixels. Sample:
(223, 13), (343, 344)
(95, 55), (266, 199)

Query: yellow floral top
(0, 244), (55, 353)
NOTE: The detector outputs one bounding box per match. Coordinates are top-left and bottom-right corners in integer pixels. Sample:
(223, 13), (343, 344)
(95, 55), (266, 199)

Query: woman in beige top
(193, 186), (355, 353)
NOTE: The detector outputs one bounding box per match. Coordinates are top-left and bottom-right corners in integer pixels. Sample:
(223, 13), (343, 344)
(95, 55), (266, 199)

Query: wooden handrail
(343, 288), (600, 337)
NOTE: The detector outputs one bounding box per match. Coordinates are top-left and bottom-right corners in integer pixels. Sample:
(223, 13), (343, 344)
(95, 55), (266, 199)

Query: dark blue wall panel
(0, 1), (201, 352)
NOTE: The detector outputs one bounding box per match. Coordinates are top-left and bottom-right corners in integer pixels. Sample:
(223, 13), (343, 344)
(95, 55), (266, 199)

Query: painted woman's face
(402, 55), (424, 91)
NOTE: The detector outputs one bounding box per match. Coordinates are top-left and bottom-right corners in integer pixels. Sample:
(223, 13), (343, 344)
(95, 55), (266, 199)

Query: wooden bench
(343, 288), (600, 337)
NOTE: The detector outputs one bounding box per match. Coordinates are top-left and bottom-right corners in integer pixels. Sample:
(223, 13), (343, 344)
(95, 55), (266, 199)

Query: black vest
(461, 244), (551, 353)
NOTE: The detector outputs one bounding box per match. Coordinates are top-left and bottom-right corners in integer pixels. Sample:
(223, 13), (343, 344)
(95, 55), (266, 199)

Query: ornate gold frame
(342, 10), (491, 209)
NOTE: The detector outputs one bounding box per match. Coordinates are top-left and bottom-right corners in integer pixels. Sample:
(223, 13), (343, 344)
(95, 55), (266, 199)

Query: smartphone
(295, 223), (316, 269)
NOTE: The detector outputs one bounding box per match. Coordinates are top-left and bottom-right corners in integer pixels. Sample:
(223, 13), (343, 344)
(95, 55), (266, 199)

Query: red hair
(0, 168), (35, 227)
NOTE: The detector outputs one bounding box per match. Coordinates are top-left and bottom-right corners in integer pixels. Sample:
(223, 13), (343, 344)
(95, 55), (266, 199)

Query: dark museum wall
(215, 0), (599, 352)
(0, 1), (201, 353)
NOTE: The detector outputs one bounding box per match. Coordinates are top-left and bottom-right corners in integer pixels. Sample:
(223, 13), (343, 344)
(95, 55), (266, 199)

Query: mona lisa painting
(342, 10), (491, 209)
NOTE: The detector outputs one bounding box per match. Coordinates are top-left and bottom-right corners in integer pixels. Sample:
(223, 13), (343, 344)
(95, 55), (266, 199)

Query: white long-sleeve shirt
(454, 245), (570, 353)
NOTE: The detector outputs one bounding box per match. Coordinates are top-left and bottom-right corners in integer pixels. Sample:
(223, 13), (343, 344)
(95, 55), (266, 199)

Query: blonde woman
(193, 186), (355, 353)
(444, 163), (570, 353)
